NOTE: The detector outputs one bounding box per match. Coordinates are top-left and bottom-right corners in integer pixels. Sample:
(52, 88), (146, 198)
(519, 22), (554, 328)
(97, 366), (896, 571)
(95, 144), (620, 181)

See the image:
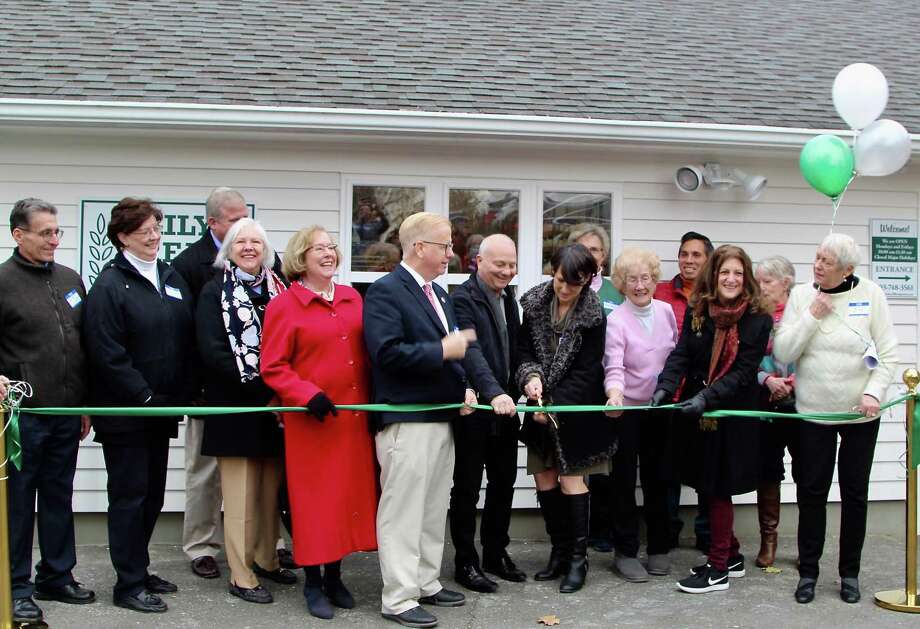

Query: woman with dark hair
(652, 244), (772, 594)
(517, 243), (616, 594)
(83, 197), (196, 613)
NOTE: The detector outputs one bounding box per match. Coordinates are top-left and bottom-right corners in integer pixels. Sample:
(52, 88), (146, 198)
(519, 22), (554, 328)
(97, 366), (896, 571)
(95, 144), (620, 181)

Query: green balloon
(800, 134), (855, 198)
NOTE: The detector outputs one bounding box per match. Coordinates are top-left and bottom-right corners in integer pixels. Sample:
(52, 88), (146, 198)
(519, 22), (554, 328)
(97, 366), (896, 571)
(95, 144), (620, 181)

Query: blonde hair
(398, 212), (451, 257)
(282, 226), (340, 280)
(611, 247), (662, 291)
(568, 223), (610, 256)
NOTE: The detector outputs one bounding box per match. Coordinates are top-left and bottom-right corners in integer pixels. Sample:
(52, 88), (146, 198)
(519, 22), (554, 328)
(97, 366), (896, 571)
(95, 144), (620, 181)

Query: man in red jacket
(653, 231), (714, 553)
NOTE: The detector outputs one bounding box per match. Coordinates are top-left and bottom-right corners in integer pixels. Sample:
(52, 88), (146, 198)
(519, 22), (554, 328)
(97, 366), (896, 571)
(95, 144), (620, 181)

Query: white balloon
(855, 119), (911, 176)
(832, 63), (889, 130)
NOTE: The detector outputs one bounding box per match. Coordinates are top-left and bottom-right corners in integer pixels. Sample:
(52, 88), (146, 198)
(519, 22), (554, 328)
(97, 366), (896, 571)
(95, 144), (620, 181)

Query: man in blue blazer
(364, 212), (477, 628)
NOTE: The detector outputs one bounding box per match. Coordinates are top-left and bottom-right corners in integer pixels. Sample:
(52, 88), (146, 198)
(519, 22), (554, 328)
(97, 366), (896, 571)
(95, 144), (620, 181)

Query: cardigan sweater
(773, 278), (898, 424)
(602, 299), (678, 405)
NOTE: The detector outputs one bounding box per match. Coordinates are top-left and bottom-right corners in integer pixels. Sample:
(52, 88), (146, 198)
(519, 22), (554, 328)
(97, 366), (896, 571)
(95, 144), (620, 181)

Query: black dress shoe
(454, 564), (497, 593)
(795, 578), (816, 604)
(13, 597), (43, 623)
(191, 556), (220, 579)
(253, 565), (298, 585)
(229, 582), (273, 604)
(482, 553), (527, 582)
(324, 578), (355, 609)
(840, 577), (860, 604)
(35, 581), (96, 604)
(277, 548), (298, 569)
(382, 606), (438, 628)
(114, 590), (168, 613)
(144, 574), (178, 593)
(418, 588), (466, 607)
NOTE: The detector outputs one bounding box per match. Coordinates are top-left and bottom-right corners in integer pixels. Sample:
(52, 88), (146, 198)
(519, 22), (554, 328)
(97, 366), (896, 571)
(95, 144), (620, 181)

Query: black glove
(306, 392), (337, 422)
(649, 389), (670, 407)
(677, 393), (707, 417)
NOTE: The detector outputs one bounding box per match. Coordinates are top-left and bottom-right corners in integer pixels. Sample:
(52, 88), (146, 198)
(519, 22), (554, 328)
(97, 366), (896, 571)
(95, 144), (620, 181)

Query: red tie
(422, 283), (437, 310)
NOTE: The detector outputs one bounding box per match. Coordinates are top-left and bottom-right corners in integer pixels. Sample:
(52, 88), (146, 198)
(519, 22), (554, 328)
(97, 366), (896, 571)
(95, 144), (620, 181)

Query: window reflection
(449, 188), (519, 274)
(351, 186), (424, 272)
(542, 192), (612, 274)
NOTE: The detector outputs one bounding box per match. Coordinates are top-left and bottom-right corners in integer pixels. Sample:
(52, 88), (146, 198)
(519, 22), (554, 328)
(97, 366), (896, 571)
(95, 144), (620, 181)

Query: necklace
(300, 279), (335, 301)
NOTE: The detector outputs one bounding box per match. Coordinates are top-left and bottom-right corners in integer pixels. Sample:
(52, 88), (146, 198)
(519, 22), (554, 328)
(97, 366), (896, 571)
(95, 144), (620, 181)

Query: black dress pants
(610, 410), (670, 557)
(449, 414), (519, 568)
(796, 418), (880, 579)
(101, 435), (171, 597)
(7, 413), (81, 599)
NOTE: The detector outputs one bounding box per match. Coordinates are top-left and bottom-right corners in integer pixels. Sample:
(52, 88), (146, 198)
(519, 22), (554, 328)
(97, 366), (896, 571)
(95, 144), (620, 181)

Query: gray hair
(205, 187), (246, 220)
(213, 217), (275, 270)
(819, 232), (861, 270)
(10, 198), (57, 233)
(567, 223), (610, 256)
(755, 255), (796, 292)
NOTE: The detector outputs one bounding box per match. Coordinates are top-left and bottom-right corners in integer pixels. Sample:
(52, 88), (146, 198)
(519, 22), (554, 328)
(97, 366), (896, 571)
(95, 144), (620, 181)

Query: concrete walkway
(30, 535), (919, 628)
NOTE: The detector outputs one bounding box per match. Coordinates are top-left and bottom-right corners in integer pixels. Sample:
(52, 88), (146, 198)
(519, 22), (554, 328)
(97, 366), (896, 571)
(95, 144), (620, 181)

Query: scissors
(536, 397), (559, 430)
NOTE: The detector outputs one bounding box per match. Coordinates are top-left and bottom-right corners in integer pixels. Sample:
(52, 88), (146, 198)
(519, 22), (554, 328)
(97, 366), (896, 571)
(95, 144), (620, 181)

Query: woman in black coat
(195, 218), (294, 604)
(652, 245), (772, 595)
(516, 243), (615, 594)
(83, 198), (196, 613)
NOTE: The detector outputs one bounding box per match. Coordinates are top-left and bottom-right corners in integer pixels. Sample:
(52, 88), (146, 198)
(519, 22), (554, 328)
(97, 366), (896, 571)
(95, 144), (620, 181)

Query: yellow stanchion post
(875, 367), (920, 613)
(0, 408), (14, 629)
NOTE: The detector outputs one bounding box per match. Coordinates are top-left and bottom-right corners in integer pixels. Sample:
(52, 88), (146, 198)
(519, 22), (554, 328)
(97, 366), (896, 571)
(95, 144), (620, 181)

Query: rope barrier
(3, 388), (918, 471)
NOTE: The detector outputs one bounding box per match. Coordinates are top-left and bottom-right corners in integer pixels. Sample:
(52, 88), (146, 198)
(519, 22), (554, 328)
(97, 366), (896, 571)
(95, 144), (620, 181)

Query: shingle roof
(2, 0), (918, 130)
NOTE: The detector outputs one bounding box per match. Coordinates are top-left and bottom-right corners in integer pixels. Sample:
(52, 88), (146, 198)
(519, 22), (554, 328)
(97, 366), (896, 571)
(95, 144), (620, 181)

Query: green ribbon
(4, 393), (919, 470)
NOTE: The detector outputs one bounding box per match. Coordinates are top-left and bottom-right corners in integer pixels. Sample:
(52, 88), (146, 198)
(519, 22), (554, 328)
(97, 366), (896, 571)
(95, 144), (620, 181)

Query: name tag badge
(64, 289), (82, 308)
(164, 285), (183, 300)
(848, 301), (870, 317)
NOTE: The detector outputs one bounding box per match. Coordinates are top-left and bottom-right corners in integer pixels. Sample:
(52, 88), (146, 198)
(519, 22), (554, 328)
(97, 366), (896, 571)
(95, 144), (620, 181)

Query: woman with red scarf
(651, 245), (772, 594)
(752, 256), (797, 569)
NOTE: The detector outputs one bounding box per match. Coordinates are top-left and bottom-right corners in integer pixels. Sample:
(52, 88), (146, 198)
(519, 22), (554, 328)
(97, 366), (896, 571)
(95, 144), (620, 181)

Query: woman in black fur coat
(517, 243), (616, 594)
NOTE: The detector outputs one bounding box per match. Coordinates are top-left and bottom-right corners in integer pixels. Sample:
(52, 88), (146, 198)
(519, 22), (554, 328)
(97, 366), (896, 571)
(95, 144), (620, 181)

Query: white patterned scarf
(220, 262), (286, 382)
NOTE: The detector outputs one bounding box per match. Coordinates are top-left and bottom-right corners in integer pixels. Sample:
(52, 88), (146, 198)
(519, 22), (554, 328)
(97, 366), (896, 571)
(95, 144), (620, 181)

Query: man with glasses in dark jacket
(0, 198), (95, 625)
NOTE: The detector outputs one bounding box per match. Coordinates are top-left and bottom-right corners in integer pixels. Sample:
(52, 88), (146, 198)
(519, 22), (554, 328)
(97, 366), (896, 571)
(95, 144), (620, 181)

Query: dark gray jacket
(0, 249), (87, 407)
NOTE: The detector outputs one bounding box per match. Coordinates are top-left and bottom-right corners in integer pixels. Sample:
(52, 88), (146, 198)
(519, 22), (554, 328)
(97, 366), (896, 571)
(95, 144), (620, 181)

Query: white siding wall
(1, 128), (917, 512)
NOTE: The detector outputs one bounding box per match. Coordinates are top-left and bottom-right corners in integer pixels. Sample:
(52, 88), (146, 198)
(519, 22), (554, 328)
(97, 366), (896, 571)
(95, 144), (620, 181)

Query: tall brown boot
(755, 482), (781, 567)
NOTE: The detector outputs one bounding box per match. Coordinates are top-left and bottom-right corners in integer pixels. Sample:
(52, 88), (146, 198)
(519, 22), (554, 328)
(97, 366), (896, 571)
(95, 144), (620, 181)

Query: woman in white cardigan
(773, 232), (898, 606)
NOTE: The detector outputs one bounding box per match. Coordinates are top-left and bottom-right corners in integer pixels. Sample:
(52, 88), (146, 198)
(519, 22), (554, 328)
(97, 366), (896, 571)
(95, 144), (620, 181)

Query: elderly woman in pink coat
(602, 247), (678, 582)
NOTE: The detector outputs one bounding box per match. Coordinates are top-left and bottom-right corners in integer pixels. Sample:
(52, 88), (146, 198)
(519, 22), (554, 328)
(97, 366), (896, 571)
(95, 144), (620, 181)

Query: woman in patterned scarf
(196, 217), (293, 604)
(652, 245), (772, 594)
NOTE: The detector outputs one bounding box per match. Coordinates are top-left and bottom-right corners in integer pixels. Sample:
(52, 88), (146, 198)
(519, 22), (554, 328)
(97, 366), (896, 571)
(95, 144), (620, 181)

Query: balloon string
(830, 173), (856, 232)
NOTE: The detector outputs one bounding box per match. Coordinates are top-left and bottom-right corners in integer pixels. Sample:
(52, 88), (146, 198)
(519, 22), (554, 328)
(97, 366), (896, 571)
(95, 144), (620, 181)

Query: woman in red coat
(260, 226), (378, 620)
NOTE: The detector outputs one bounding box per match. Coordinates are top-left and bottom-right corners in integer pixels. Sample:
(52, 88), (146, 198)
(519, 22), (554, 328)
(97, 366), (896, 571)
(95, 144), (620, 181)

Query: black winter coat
(83, 253), (196, 438)
(453, 274), (521, 404)
(515, 281), (615, 474)
(0, 250), (87, 407)
(195, 275), (283, 458)
(656, 305), (772, 497)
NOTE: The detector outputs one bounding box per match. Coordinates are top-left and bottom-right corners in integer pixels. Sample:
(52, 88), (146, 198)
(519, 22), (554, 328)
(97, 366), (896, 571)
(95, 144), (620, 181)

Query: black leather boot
(534, 487), (571, 581)
(560, 492), (590, 593)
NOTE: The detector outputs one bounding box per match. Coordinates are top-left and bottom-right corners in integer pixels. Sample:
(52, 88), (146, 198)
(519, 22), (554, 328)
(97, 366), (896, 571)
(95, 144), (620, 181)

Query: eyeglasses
(419, 240), (454, 255)
(21, 227), (64, 241)
(131, 224), (162, 238)
(625, 274), (653, 286)
(307, 243), (338, 254)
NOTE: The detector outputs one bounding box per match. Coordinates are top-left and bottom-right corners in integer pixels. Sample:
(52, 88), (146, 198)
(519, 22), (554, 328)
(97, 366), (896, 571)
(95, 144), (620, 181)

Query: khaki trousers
(182, 418), (224, 560)
(376, 422), (455, 615)
(217, 456), (283, 588)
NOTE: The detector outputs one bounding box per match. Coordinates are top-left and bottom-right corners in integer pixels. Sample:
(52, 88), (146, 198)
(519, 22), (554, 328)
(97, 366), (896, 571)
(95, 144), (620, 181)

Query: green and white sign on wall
(79, 200), (255, 287)
(870, 218), (918, 299)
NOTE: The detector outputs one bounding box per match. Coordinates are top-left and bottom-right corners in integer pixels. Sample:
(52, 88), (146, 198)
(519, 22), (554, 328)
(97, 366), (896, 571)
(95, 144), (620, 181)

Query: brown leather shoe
(755, 482), (780, 568)
(191, 556), (220, 579)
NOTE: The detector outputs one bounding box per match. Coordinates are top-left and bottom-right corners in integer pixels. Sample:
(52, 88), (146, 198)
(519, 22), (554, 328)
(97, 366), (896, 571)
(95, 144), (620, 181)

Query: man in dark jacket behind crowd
(449, 234), (526, 593)
(0, 198), (95, 625)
